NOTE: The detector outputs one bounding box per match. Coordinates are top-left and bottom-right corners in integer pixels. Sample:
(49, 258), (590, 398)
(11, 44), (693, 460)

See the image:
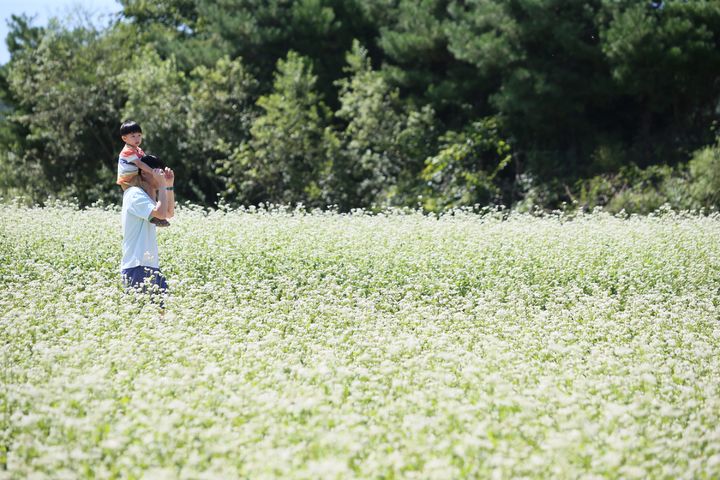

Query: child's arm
(133, 158), (154, 176)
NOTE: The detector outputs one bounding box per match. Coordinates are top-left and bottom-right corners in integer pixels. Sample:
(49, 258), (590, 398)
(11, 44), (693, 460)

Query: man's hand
(151, 168), (166, 184)
(164, 167), (175, 187)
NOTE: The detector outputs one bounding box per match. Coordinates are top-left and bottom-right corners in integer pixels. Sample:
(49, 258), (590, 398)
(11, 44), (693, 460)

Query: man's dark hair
(120, 120), (142, 137)
(140, 154), (165, 171)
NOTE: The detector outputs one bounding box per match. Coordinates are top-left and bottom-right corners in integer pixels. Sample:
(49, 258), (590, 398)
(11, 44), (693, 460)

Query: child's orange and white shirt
(117, 145), (146, 186)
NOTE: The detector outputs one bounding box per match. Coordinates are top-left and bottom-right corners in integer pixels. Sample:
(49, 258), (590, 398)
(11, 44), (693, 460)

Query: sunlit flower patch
(1, 203), (719, 478)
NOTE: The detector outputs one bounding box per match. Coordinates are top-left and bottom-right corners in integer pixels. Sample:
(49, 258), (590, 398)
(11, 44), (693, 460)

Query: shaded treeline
(1, 0), (719, 212)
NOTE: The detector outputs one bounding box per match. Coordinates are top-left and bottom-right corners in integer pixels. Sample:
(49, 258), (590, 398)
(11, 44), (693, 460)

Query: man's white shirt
(121, 186), (159, 270)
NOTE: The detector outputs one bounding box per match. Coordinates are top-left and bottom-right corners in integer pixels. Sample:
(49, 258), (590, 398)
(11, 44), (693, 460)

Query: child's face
(122, 132), (143, 148)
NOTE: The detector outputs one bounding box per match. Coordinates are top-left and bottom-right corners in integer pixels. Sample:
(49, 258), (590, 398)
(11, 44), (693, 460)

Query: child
(117, 120), (170, 227)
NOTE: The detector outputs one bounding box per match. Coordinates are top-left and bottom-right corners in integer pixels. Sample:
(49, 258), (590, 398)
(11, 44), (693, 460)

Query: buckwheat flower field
(1, 202), (720, 479)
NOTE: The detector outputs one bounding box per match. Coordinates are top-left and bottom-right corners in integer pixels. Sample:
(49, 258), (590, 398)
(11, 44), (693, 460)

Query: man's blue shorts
(121, 266), (168, 294)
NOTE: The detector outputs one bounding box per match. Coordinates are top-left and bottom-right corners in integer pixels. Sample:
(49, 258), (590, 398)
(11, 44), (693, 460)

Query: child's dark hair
(120, 120), (142, 137)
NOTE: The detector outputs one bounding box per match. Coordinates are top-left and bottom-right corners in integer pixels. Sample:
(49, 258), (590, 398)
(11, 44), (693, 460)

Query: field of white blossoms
(1, 202), (720, 479)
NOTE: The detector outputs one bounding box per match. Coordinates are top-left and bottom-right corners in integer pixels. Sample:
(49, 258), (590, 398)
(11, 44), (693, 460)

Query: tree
(1, 0), (719, 212)
(599, 0), (720, 165)
(332, 41), (437, 208)
(186, 56), (259, 202)
(121, 50), (259, 204)
(5, 21), (131, 204)
(118, 0), (225, 72)
(447, 0), (611, 180)
(0, 16), (47, 201)
(193, 0), (377, 104)
(120, 48), (191, 196)
(362, 0), (481, 125)
(228, 51), (335, 206)
(5, 14), (45, 57)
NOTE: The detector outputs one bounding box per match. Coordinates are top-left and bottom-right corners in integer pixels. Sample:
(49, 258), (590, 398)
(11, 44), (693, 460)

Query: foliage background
(1, 0), (719, 212)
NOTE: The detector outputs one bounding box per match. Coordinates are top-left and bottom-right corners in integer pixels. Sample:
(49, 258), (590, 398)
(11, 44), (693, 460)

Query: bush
(687, 141), (720, 209)
(574, 140), (720, 214)
(421, 116), (511, 212)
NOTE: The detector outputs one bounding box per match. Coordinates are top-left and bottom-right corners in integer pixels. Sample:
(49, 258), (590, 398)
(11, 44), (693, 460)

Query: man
(120, 154), (175, 301)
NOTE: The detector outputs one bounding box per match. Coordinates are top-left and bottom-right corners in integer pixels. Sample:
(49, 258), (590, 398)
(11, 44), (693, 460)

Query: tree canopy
(1, 0), (719, 211)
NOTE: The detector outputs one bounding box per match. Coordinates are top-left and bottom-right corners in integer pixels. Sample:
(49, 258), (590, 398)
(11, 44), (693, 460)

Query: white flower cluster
(1, 204), (719, 479)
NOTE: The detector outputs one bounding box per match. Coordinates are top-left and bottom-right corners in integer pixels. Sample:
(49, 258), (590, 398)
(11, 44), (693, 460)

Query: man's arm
(149, 169), (171, 220)
(151, 190), (170, 220)
(164, 167), (175, 219)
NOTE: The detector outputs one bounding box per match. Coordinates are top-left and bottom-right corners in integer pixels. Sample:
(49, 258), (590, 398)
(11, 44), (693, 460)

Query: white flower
(2, 204), (719, 478)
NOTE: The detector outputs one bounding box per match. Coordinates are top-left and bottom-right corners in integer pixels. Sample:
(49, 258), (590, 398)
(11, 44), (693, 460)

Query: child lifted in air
(116, 120), (170, 227)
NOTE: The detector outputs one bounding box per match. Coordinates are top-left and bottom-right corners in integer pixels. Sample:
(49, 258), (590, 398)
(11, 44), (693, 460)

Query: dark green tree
(362, 0), (481, 125)
(121, 50), (259, 204)
(121, 0), (379, 104)
(186, 56), (259, 201)
(120, 48), (190, 194)
(1, 0), (719, 212)
(0, 15), (46, 200)
(447, 0), (611, 180)
(199, 0), (376, 99)
(118, 0), (224, 71)
(599, 0), (720, 166)
(5, 14), (45, 56)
